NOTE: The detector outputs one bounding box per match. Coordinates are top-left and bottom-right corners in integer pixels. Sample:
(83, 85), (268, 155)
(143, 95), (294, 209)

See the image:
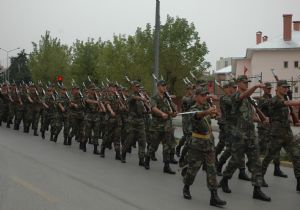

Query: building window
(295, 61), (299, 68)
(225, 61), (228, 67)
(284, 61), (288, 68)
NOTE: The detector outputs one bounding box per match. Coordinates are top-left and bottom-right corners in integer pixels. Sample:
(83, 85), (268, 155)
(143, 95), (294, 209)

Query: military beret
(157, 80), (167, 86)
(236, 75), (251, 83)
(195, 87), (209, 95)
(277, 80), (290, 87)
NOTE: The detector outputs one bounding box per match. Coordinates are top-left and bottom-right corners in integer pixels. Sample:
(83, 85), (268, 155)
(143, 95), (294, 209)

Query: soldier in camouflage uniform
(8, 83), (24, 130)
(181, 87), (226, 207)
(57, 84), (71, 145)
(144, 80), (177, 174)
(23, 83), (42, 136)
(81, 83), (102, 153)
(219, 75), (271, 201)
(100, 83), (123, 160)
(262, 80), (300, 191)
(68, 85), (85, 146)
(175, 85), (194, 157)
(216, 81), (250, 181)
(257, 82), (287, 178)
(121, 81), (147, 166)
(40, 85), (63, 142)
(0, 83), (11, 127)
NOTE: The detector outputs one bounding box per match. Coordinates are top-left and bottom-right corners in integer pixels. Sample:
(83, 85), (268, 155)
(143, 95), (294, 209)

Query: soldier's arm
(284, 100), (300, 107)
(239, 84), (264, 100)
(106, 103), (116, 117)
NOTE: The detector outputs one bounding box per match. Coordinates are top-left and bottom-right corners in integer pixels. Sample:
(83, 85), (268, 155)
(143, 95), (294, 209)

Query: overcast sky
(0, 0), (299, 69)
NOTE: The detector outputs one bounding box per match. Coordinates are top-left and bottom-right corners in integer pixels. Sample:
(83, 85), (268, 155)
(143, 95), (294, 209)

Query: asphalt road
(0, 126), (299, 210)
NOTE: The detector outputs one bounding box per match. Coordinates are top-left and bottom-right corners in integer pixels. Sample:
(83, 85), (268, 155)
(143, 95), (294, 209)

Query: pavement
(0, 125), (299, 210)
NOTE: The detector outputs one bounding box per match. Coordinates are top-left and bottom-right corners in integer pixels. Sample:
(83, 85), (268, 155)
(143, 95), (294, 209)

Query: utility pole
(0, 47), (20, 82)
(153, 0), (160, 94)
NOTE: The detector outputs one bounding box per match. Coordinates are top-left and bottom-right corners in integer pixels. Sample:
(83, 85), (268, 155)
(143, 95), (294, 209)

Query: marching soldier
(144, 80), (177, 174)
(261, 80), (300, 191)
(0, 83), (11, 127)
(181, 87), (226, 207)
(40, 85), (62, 142)
(121, 81), (147, 166)
(257, 82), (287, 178)
(68, 84), (85, 146)
(81, 83), (102, 153)
(218, 75), (271, 201)
(57, 84), (71, 145)
(175, 85), (194, 157)
(216, 80), (251, 181)
(100, 83), (123, 160)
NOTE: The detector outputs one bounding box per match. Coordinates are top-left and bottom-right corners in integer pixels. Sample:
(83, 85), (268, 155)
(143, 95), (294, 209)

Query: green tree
(159, 15), (210, 95)
(8, 50), (32, 84)
(28, 31), (72, 84)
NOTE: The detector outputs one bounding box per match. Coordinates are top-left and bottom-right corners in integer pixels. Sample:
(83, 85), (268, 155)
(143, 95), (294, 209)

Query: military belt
(192, 132), (211, 140)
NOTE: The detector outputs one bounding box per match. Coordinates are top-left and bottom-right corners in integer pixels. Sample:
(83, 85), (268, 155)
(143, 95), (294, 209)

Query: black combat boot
(81, 143), (87, 152)
(6, 123), (11, 128)
(144, 156), (150, 170)
(34, 130), (39, 136)
(253, 186), (271, 201)
(169, 153), (178, 164)
(63, 137), (68, 145)
(139, 158), (145, 166)
(53, 135), (58, 143)
(218, 177), (231, 193)
(121, 152), (126, 163)
(50, 134), (54, 141)
(100, 147), (105, 158)
(297, 177), (300, 192)
(183, 185), (192, 200)
(274, 163), (288, 178)
(163, 162), (176, 174)
(115, 151), (121, 160)
(88, 138), (93, 145)
(238, 168), (251, 181)
(210, 190), (227, 207)
(150, 152), (157, 161)
(202, 162), (207, 171)
(93, 145), (100, 155)
(262, 177), (269, 187)
(175, 145), (181, 157)
(67, 137), (72, 145)
(13, 124), (19, 130)
(41, 130), (45, 139)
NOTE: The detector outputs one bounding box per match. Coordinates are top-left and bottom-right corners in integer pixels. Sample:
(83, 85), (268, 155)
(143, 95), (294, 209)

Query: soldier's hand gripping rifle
(106, 78), (126, 110)
(125, 75), (150, 113)
(152, 73), (176, 113)
(270, 69), (299, 125)
(87, 76), (106, 112)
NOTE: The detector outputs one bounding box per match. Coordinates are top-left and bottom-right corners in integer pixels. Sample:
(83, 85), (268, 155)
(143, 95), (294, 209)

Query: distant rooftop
(246, 30), (300, 58)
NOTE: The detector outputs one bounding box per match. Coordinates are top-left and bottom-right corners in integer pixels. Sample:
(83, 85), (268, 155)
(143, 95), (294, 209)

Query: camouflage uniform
(100, 94), (122, 157)
(182, 104), (218, 190)
(147, 93), (174, 163)
(68, 93), (85, 145)
(262, 95), (300, 178)
(217, 94), (247, 173)
(57, 91), (70, 144)
(41, 93), (62, 141)
(24, 88), (42, 135)
(176, 95), (193, 156)
(8, 89), (24, 130)
(0, 87), (11, 126)
(82, 92), (101, 151)
(121, 92), (147, 162)
(222, 91), (263, 187)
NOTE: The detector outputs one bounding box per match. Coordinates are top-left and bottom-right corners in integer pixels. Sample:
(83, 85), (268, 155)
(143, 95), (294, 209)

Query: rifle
(270, 69), (299, 125)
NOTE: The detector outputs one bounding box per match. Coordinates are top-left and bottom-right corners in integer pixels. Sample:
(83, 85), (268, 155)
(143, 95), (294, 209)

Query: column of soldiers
(1, 75), (300, 207)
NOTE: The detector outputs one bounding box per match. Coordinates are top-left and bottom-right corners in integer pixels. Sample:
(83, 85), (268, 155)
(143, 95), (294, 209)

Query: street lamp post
(0, 47), (20, 82)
